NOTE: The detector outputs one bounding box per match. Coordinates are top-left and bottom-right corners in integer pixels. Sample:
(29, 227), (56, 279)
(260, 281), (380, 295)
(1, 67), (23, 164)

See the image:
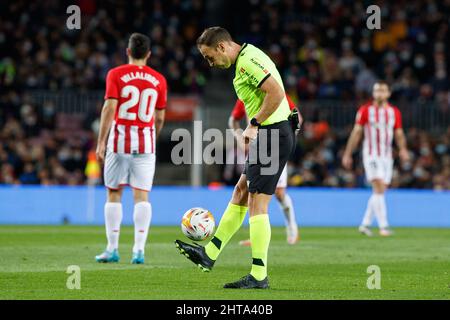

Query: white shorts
(276, 165), (288, 189)
(104, 152), (155, 192)
(363, 157), (393, 185)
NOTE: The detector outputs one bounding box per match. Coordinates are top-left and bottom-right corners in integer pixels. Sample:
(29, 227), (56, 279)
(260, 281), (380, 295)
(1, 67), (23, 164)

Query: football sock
(361, 194), (375, 227)
(105, 202), (123, 252)
(205, 202), (247, 260)
(372, 194), (389, 229)
(249, 214), (271, 281)
(133, 201), (152, 253)
(278, 193), (297, 231)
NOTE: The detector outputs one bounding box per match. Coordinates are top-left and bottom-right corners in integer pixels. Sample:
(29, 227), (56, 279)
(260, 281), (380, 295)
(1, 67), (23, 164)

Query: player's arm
(229, 99), (245, 136)
(394, 128), (410, 163)
(229, 100), (247, 150)
(96, 99), (118, 165)
(229, 113), (247, 152)
(228, 114), (244, 141)
(155, 75), (168, 140)
(342, 124), (363, 169)
(287, 95), (303, 132)
(155, 109), (165, 140)
(393, 108), (410, 163)
(228, 114), (241, 132)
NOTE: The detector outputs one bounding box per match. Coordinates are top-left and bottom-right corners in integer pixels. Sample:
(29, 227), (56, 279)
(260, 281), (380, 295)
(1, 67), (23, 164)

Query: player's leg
(237, 173), (253, 246)
(130, 189), (151, 264)
(129, 153), (155, 264)
(106, 188), (124, 250)
(175, 173), (249, 271)
(370, 179), (391, 235)
(204, 173), (249, 260)
(359, 190), (376, 236)
(96, 188), (124, 262)
(359, 157), (378, 236)
(376, 158), (393, 236)
(96, 152), (128, 263)
(274, 185), (299, 244)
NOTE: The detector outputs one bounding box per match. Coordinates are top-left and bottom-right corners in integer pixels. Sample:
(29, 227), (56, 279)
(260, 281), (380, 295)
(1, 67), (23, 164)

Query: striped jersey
(104, 64), (167, 154)
(355, 102), (402, 159)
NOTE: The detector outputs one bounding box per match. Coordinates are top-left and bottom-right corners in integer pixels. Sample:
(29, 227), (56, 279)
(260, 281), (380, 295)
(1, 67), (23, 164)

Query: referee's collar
(235, 43), (248, 65)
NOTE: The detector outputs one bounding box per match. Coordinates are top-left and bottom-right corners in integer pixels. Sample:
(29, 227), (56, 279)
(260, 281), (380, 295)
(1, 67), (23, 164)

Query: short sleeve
(231, 100), (246, 120)
(156, 75), (168, 110)
(394, 107), (402, 129)
(239, 55), (271, 88)
(104, 70), (119, 100)
(355, 106), (368, 125)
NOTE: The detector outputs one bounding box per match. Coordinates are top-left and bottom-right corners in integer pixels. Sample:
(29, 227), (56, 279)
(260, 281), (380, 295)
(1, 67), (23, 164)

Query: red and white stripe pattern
(362, 105), (397, 159)
(107, 121), (155, 154)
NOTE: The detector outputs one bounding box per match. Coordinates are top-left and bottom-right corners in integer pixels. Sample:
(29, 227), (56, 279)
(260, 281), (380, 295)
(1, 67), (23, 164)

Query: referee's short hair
(197, 27), (233, 47)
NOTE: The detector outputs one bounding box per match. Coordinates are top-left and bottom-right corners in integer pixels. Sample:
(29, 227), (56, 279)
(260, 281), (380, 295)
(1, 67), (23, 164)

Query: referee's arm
(252, 75), (284, 124)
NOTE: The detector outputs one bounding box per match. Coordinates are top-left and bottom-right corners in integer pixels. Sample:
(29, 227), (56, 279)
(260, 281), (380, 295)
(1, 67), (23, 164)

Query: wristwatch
(250, 117), (260, 127)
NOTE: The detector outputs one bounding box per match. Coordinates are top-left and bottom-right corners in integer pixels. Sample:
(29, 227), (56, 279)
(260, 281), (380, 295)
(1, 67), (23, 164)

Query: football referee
(175, 27), (295, 289)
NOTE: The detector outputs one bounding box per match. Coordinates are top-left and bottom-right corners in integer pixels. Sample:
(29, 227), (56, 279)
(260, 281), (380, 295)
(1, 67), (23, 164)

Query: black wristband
(250, 117), (260, 127)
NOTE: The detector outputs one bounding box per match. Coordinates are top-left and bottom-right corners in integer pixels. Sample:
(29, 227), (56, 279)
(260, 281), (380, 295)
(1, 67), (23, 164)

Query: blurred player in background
(95, 33), (167, 264)
(229, 96), (301, 246)
(342, 81), (410, 236)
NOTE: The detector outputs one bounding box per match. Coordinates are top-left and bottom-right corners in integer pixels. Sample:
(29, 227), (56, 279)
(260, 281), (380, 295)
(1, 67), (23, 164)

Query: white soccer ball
(181, 207), (215, 241)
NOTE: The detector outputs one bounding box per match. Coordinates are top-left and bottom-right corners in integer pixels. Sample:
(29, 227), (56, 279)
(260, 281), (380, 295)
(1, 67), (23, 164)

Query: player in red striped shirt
(342, 81), (410, 236)
(229, 95), (302, 245)
(95, 33), (167, 264)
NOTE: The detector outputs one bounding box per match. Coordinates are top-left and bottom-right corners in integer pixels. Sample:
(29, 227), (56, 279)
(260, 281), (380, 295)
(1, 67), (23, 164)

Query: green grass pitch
(0, 225), (449, 300)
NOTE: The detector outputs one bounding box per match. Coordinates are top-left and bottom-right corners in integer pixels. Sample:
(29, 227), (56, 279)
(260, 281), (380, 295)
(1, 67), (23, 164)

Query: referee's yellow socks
(249, 214), (271, 281)
(205, 203), (247, 260)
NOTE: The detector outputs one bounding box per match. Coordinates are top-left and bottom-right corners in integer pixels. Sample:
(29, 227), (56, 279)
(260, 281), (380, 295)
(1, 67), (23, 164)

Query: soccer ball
(181, 207), (215, 241)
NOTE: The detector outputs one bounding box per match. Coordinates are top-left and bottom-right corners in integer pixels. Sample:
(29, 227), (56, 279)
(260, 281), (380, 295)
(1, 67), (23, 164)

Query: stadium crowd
(0, 91), (92, 185)
(1, 0), (450, 100)
(3, 87), (449, 190)
(285, 121), (450, 190)
(0, 0), (449, 189)
(227, 0), (450, 105)
(0, 0), (209, 94)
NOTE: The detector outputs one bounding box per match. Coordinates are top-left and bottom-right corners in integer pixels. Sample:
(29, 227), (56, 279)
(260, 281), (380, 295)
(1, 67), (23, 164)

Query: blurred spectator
(0, 0), (449, 190)
(226, 0), (450, 102)
(281, 124), (450, 190)
(0, 0), (208, 93)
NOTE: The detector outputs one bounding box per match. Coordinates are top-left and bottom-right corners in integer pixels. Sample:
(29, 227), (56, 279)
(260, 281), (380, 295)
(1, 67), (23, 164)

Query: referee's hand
(242, 124), (258, 144)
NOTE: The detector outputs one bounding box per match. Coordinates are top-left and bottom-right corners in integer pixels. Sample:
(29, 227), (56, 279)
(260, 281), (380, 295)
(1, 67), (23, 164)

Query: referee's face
(198, 44), (232, 69)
